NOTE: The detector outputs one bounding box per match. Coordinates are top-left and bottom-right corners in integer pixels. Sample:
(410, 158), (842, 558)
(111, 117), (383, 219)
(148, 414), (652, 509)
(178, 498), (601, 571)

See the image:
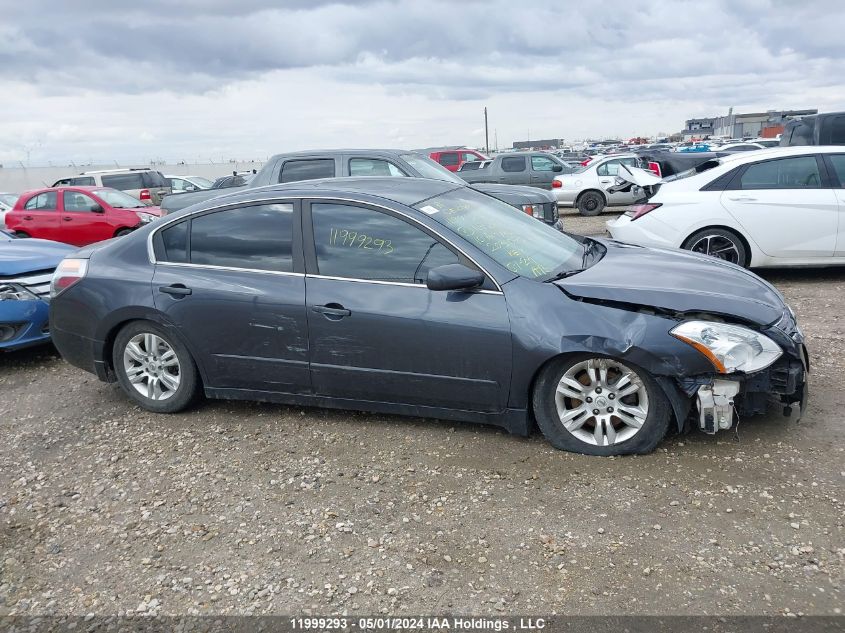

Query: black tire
(112, 321), (201, 413)
(532, 354), (671, 456)
(14, 231), (30, 238)
(682, 227), (748, 267)
(576, 191), (605, 216)
(114, 228), (133, 238)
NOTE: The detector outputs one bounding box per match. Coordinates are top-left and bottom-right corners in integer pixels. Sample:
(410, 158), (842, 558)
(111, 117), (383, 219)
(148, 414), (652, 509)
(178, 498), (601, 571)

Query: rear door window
(24, 192), (57, 210)
(349, 158), (407, 177)
(501, 156), (526, 172)
(825, 154), (845, 186)
(142, 171), (168, 188)
(189, 204), (294, 272)
(279, 159), (335, 183)
(437, 153), (459, 167)
(101, 173), (144, 190)
(69, 177), (96, 186)
(739, 156), (822, 189)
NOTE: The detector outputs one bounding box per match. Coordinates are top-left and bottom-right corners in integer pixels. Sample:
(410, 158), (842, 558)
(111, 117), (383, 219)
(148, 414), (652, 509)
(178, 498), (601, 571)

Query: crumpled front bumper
(0, 298), (51, 351)
(682, 309), (808, 433)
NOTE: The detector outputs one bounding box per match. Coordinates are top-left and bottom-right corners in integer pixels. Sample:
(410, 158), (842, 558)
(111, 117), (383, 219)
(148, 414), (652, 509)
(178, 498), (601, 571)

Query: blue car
(0, 230), (72, 351)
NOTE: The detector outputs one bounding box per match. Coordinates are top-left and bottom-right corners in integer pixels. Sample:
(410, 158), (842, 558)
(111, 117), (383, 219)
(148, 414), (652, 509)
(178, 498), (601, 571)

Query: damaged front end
(677, 311), (808, 434)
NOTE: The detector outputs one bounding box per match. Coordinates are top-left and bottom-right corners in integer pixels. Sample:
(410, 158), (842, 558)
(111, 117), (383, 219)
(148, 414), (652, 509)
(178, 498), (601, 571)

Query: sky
(0, 0), (843, 166)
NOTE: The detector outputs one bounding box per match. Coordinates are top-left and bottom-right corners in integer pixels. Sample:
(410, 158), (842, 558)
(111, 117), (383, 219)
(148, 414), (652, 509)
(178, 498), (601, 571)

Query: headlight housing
(0, 283), (39, 301)
(670, 320), (782, 373)
(135, 212), (155, 224)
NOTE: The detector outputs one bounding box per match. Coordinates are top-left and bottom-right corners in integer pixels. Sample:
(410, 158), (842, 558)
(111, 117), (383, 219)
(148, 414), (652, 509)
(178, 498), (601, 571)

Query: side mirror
(426, 263), (485, 292)
(552, 165), (563, 172)
(91, 204), (104, 213)
(185, 185), (196, 192)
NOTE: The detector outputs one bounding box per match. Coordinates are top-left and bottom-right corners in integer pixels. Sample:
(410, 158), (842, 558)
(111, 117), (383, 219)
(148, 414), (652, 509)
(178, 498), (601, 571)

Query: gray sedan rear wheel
(532, 355), (671, 455)
(113, 321), (200, 413)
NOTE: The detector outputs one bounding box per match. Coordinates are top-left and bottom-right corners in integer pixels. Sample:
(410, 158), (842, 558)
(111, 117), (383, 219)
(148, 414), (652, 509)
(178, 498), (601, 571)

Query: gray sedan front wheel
(532, 355), (671, 455)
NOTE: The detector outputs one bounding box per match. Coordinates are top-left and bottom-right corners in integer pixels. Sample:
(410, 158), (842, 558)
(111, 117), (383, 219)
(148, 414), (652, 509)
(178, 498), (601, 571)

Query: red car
(6, 187), (163, 246)
(430, 149), (488, 172)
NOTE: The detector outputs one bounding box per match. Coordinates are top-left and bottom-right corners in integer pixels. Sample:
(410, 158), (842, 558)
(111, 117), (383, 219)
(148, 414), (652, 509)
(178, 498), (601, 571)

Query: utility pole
(484, 107), (489, 154)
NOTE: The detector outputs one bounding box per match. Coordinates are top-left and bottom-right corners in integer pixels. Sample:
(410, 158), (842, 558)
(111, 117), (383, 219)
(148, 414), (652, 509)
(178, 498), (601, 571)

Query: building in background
(711, 109), (817, 138)
(681, 118), (715, 140)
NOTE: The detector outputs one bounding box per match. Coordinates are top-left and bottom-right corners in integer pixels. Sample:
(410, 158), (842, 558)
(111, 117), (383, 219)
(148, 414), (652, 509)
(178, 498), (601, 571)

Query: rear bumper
(0, 300), (51, 351)
(50, 323), (109, 379)
(606, 213), (679, 247)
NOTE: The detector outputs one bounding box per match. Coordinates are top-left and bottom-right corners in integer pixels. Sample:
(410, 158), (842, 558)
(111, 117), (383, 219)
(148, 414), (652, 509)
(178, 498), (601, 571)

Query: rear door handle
(728, 196), (757, 202)
(159, 284), (192, 297)
(23, 215), (33, 220)
(312, 303), (351, 319)
(62, 216), (73, 221)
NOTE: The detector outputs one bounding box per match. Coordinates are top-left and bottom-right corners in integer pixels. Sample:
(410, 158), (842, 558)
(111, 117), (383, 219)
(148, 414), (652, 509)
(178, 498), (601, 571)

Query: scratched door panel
(152, 266), (309, 393)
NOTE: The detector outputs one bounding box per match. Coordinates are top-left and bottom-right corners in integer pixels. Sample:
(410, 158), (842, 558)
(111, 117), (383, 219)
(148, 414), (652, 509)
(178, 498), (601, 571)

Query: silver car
(552, 154), (642, 216)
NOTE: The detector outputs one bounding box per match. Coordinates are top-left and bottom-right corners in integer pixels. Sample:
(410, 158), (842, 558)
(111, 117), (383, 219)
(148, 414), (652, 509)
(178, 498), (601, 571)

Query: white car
(551, 154), (642, 216)
(165, 174), (214, 193)
(606, 146), (845, 268)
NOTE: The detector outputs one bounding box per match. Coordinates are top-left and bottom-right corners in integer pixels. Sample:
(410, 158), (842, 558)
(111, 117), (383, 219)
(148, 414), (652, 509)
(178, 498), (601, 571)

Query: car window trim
(821, 153), (845, 188)
(149, 195), (503, 293)
(149, 200), (303, 274)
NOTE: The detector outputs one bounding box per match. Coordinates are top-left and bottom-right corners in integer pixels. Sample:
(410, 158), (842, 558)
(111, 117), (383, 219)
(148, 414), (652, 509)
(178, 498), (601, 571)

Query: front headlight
(135, 212), (155, 224)
(0, 283), (38, 301)
(670, 320), (782, 373)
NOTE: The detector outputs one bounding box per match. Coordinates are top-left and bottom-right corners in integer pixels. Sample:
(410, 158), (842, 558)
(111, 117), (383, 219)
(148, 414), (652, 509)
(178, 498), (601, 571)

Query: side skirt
(204, 387), (531, 436)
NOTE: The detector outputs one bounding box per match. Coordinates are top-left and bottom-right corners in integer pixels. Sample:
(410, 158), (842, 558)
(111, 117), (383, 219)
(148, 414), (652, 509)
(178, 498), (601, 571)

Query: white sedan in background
(607, 146), (845, 268)
(551, 154), (643, 216)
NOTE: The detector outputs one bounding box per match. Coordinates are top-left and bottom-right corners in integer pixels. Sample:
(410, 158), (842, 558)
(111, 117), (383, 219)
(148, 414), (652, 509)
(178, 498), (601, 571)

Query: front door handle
(62, 216), (73, 221)
(23, 215), (33, 220)
(312, 303), (351, 320)
(159, 284), (192, 297)
(727, 196), (757, 202)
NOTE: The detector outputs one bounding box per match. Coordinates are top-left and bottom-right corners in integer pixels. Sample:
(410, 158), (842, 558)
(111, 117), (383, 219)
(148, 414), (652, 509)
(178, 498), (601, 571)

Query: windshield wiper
(544, 268), (586, 282)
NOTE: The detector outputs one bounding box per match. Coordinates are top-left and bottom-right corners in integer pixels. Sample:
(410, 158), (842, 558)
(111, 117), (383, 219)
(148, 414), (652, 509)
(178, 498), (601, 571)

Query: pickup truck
(162, 149), (561, 227)
(780, 111), (845, 146)
(457, 151), (576, 189)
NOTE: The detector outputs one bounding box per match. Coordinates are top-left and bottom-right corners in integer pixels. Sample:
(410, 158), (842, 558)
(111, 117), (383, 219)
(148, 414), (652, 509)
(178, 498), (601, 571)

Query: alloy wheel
(122, 332), (181, 401)
(553, 358), (649, 446)
(689, 234), (741, 264)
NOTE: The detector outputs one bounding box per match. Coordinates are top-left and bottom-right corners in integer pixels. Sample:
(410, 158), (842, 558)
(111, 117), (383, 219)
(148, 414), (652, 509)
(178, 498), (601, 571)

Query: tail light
(647, 161), (662, 178)
(139, 189), (152, 202)
(551, 180), (562, 188)
(628, 203), (662, 221)
(50, 258), (88, 297)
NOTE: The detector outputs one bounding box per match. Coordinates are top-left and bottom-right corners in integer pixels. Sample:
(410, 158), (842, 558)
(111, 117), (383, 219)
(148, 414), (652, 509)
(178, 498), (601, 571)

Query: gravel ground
(0, 211), (843, 617)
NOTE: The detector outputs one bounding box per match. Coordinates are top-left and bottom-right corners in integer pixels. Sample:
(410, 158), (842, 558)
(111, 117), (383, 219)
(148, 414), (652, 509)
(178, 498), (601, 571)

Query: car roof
(267, 149), (418, 161)
(716, 145), (845, 165)
(79, 168), (158, 175)
(171, 177), (463, 219)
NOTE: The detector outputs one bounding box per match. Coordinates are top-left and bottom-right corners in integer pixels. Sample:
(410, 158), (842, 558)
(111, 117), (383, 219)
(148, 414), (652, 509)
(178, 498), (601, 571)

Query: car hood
(472, 183), (555, 202)
(555, 240), (785, 326)
(0, 236), (73, 276)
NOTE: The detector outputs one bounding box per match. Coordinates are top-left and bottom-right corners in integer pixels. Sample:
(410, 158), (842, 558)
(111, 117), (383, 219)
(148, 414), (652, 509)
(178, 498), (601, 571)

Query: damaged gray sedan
(49, 178), (808, 455)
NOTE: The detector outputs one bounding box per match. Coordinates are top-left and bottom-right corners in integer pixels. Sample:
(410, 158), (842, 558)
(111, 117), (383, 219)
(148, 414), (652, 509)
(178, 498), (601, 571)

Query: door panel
(529, 155), (558, 188)
(60, 191), (113, 245)
(499, 156), (528, 185)
(720, 156), (837, 258)
(306, 277), (512, 412)
(20, 191), (59, 239)
(822, 153), (845, 257)
(153, 266), (310, 392)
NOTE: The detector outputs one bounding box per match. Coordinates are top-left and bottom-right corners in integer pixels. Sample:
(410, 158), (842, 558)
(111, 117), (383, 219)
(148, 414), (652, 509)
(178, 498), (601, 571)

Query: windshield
(415, 187), (583, 278)
(399, 153), (465, 185)
(93, 188), (146, 208)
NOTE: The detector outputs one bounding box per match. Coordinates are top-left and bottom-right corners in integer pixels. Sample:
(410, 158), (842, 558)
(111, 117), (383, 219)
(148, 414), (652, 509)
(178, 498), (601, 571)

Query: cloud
(0, 0), (843, 165)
